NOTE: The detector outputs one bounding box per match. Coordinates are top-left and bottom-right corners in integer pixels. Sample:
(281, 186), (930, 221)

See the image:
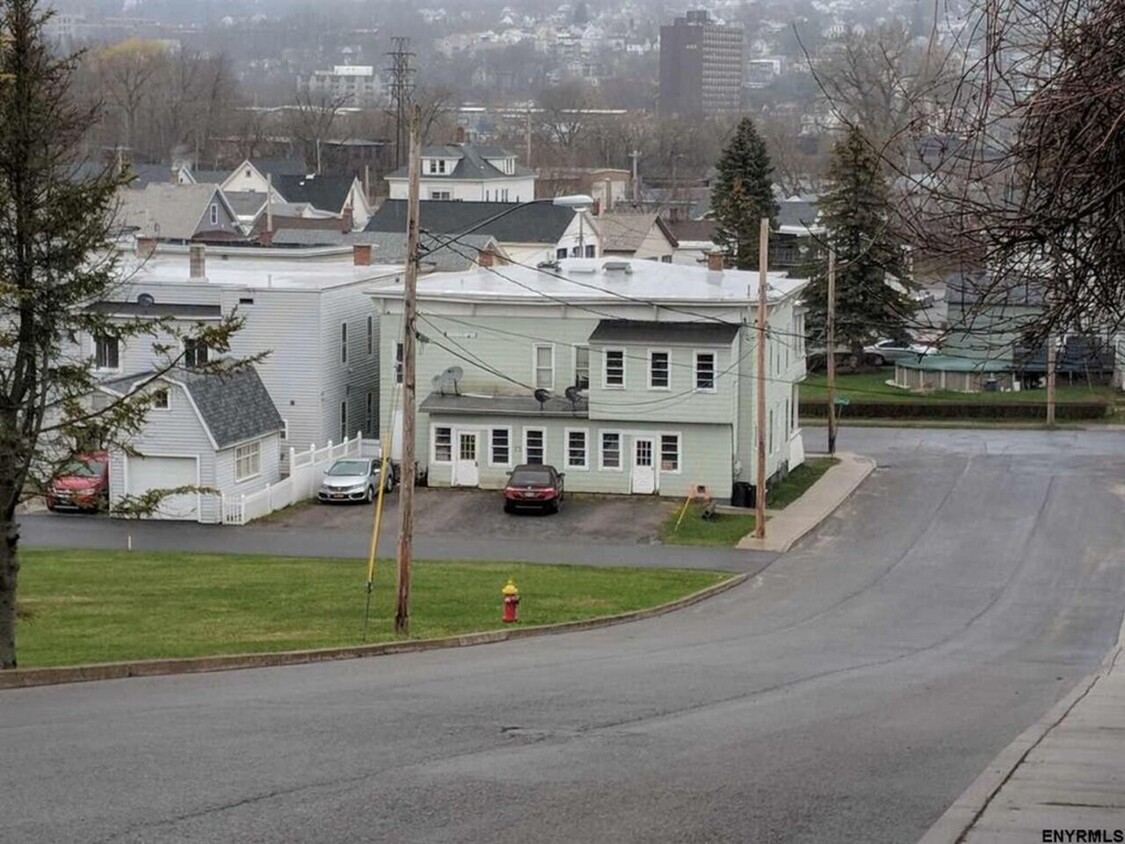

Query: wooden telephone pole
(826, 249), (838, 455)
(754, 218), (769, 540)
(394, 106), (422, 636)
(1046, 332), (1057, 428)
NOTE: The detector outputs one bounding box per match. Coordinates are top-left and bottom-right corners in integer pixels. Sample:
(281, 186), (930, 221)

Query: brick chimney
(478, 249), (495, 268)
(341, 205), (354, 232)
(258, 229), (274, 246)
(707, 251), (724, 272)
(353, 243), (373, 266)
(135, 236), (158, 259)
(189, 243), (206, 278)
(455, 126), (467, 144)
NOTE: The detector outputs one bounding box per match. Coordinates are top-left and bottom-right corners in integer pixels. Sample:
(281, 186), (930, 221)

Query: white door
(126, 455), (199, 520)
(631, 437), (657, 494)
(454, 431), (480, 487)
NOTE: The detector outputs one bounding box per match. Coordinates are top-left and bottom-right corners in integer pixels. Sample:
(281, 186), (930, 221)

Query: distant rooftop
(366, 258), (805, 305)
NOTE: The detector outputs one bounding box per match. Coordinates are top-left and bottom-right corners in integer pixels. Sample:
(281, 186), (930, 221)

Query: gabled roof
(191, 170), (229, 185)
(385, 143), (534, 181)
(273, 174), (356, 213)
(99, 366), (284, 449)
(270, 229), (501, 272)
(588, 320), (740, 345)
(224, 190), (269, 218)
(365, 200), (577, 245)
(175, 366), (284, 448)
(129, 164), (178, 189)
(598, 212), (678, 253)
(117, 184), (237, 241)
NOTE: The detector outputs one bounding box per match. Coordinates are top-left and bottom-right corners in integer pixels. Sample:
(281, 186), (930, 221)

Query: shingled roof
(116, 184), (236, 241)
(365, 200), (577, 245)
(386, 143), (534, 181)
(175, 367), (284, 449)
(598, 212), (678, 253)
(273, 174), (356, 214)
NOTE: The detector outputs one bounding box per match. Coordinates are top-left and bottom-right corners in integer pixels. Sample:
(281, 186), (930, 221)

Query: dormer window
(427, 159), (447, 175)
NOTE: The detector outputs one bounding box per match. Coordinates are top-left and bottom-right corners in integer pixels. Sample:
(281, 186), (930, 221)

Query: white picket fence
(220, 432), (381, 526)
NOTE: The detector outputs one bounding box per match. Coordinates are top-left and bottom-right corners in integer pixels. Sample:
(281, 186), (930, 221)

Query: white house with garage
(97, 367), (284, 523)
(77, 243), (399, 481)
(368, 257), (808, 504)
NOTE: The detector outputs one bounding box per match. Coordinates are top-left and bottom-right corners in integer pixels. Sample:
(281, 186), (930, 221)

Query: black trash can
(730, 481), (753, 508)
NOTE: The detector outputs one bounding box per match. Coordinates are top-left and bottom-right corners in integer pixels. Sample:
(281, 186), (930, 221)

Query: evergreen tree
(0, 0), (247, 669)
(711, 117), (779, 270)
(804, 125), (915, 364)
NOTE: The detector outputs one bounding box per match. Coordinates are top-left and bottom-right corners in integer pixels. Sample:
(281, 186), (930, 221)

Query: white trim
(432, 424), (454, 464)
(602, 347), (626, 389)
(234, 440), (262, 483)
(532, 343), (555, 390)
(659, 432), (682, 474)
(599, 429), (623, 471)
(93, 334), (121, 373)
(693, 350), (717, 392)
(122, 451), (202, 522)
(565, 427), (589, 471)
(522, 427), (546, 465)
(151, 385), (171, 411)
(488, 426), (513, 467)
(648, 348), (672, 390)
(280, 418), (289, 441)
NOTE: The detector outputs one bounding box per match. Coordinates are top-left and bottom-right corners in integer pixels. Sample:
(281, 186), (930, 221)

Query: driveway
(263, 487), (678, 544)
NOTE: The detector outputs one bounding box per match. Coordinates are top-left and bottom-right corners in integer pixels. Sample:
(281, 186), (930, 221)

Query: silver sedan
(317, 457), (395, 504)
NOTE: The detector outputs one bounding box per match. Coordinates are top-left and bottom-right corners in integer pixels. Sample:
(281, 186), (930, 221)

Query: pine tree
(0, 0), (248, 669)
(803, 125), (915, 364)
(711, 117), (779, 270)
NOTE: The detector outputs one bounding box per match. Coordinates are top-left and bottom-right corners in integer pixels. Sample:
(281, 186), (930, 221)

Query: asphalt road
(6, 428), (1125, 843)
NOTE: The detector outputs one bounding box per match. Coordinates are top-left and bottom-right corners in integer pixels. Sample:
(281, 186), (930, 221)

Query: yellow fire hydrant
(502, 578), (520, 623)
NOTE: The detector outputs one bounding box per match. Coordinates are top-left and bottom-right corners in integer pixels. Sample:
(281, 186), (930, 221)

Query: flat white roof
(122, 253), (401, 291)
(367, 258), (806, 305)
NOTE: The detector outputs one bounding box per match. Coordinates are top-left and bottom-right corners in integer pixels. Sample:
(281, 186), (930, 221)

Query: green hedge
(800, 400), (1110, 420)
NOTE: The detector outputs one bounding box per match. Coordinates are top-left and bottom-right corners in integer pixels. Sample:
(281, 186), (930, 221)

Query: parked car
(46, 451), (109, 513)
(863, 339), (938, 366)
(504, 464), (565, 514)
(317, 457), (394, 504)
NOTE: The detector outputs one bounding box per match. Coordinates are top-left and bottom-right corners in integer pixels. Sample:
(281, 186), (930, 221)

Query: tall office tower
(659, 10), (745, 117)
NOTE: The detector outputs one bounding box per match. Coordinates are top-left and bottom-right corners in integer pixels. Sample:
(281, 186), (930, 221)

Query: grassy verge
(802, 371), (1115, 405)
(16, 549), (729, 668)
(660, 507), (757, 547)
(661, 456), (840, 547)
(768, 457), (838, 509)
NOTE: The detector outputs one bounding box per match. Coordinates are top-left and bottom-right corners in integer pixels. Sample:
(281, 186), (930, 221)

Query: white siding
(318, 284), (380, 449)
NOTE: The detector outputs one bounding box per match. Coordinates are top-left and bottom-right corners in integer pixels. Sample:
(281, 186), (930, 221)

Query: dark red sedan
(503, 464), (565, 514)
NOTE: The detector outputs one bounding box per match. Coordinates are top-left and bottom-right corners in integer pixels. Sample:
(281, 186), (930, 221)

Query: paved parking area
(263, 487), (678, 545)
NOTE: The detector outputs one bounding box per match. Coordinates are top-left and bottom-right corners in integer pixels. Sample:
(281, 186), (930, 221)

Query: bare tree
(92, 38), (169, 154)
(284, 89), (352, 172)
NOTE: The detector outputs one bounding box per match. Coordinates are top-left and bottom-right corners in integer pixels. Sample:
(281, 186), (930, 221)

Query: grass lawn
(15, 549), (730, 668)
(802, 371), (1115, 405)
(660, 507), (757, 547)
(660, 457), (839, 547)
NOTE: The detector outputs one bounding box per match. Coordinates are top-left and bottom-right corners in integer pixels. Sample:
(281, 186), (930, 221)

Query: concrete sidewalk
(736, 451), (876, 553)
(921, 622), (1125, 843)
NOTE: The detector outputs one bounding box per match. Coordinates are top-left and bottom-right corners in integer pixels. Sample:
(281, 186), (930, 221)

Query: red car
(47, 452), (109, 513)
(504, 464), (565, 514)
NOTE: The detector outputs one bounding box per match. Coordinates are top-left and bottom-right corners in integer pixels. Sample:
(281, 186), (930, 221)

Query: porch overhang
(420, 392), (589, 418)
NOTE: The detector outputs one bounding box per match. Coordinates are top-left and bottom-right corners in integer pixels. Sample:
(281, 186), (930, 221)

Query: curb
(737, 453), (876, 553)
(0, 573), (748, 691)
(917, 613), (1125, 844)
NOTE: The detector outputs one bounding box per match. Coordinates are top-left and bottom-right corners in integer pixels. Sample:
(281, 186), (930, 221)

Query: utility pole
(826, 248), (838, 455)
(394, 105), (422, 636)
(1046, 331), (1057, 427)
(629, 150), (640, 205)
(525, 106), (532, 168)
(386, 37), (415, 171)
(754, 217), (769, 540)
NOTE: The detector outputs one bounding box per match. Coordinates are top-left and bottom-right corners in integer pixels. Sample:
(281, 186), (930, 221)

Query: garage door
(126, 455), (199, 521)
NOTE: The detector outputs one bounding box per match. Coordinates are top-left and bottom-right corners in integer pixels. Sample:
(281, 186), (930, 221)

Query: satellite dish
(533, 388), (550, 409)
(432, 365), (464, 396)
(136, 293), (155, 307)
(564, 385), (582, 409)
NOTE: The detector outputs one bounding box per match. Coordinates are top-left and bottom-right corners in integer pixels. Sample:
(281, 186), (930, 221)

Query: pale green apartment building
(368, 258), (808, 504)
